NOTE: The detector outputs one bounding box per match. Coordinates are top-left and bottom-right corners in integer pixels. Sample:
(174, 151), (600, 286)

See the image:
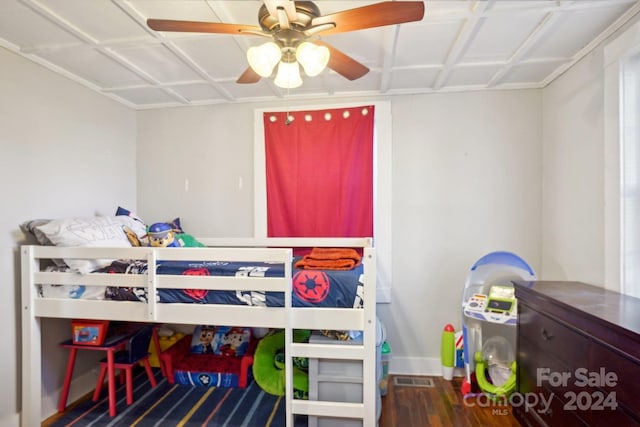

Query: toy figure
(147, 222), (180, 247)
(218, 327), (249, 357)
(191, 326), (216, 354)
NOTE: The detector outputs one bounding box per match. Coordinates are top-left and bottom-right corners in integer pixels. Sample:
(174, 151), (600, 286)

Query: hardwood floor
(380, 375), (521, 427)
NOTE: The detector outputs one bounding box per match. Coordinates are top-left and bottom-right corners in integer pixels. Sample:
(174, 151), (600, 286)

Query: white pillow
(113, 215), (147, 238)
(35, 216), (132, 274)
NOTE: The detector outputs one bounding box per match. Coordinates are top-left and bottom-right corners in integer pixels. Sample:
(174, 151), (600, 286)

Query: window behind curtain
(621, 51), (640, 297)
(263, 106), (374, 237)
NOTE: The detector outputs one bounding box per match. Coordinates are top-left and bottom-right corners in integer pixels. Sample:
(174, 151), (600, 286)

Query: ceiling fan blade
(147, 19), (262, 35)
(237, 67), (262, 84)
(315, 40), (369, 81)
(311, 1), (425, 36)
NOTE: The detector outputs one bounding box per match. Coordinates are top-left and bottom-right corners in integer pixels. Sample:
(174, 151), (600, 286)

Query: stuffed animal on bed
(147, 222), (180, 247)
(123, 226), (143, 246)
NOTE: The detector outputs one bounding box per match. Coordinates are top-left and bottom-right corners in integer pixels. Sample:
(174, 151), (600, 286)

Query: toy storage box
(308, 331), (382, 427)
(71, 320), (109, 346)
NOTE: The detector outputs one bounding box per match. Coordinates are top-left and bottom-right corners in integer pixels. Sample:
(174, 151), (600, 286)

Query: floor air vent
(393, 376), (435, 388)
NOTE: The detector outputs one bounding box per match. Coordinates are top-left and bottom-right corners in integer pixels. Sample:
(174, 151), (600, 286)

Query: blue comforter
(102, 259), (364, 308)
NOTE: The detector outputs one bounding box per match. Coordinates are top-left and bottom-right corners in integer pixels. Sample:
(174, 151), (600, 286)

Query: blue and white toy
(147, 222), (180, 247)
(460, 251), (536, 397)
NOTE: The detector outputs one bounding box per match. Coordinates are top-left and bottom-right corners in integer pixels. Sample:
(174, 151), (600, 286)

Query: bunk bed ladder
(285, 247), (377, 427)
(290, 340), (377, 425)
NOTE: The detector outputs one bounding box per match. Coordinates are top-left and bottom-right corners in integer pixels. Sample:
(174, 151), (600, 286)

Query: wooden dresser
(513, 280), (640, 426)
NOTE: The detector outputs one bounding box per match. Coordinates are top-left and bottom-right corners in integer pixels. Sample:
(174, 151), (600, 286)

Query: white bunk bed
(21, 237), (377, 427)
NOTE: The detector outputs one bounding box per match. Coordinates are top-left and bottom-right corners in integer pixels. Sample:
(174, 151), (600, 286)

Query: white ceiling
(1, 0), (639, 110)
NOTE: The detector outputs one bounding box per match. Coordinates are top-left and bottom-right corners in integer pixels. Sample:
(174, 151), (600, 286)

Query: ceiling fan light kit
(247, 40), (329, 87)
(275, 60), (303, 88)
(147, 1), (425, 88)
(247, 42), (281, 77)
(296, 41), (330, 77)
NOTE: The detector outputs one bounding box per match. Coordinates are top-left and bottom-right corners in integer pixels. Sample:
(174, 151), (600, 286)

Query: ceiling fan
(147, 0), (425, 88)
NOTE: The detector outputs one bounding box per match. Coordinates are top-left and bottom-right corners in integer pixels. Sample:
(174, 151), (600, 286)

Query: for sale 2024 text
(537, 367), (618, 411)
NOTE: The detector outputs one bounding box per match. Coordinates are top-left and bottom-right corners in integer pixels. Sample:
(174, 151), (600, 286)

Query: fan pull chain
(285, 85), (292, 126)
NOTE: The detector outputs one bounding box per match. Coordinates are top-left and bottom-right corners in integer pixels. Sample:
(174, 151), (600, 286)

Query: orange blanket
(294, 247), (362, 271)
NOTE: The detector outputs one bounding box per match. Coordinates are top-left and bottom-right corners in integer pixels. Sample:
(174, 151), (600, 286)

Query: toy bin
(71, 319), (109, 346)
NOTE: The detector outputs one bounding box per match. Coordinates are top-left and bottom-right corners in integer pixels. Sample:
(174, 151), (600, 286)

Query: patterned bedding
(40, 258), (364, 309)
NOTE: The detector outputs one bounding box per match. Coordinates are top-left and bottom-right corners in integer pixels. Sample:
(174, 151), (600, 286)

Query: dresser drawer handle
(541, 328), (553, 340)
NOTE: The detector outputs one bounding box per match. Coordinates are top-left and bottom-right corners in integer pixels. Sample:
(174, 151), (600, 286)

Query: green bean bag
(253, 330), (310, 399)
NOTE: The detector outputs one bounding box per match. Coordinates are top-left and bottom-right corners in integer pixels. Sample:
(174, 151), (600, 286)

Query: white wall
(1, 46), (137, 426)
(541, 50), (607, 285)
(136, 89), (543, 375)
(385, 91), (541, 373)
(136, 104), (256, 235)
(541, 14), (640, 288)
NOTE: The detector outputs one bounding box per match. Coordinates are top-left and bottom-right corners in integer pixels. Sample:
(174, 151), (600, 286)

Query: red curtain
(264, 106), (374, 237)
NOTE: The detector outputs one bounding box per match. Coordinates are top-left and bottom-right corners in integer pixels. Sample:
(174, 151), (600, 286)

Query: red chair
(92, 324), (157, 413)
(151, 325), (168, 378)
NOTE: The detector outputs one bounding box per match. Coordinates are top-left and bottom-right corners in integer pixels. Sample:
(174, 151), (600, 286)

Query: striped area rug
(50, 369), (308, 427)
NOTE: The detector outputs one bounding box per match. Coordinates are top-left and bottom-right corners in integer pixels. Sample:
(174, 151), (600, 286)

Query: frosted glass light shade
(247, 42), (281, 77)
(296, 42), (330, 77)
(274, 61), (302, 88)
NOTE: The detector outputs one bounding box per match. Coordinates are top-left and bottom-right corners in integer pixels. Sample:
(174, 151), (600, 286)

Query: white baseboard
(1, 413), (20, 427)
(41, 368), (99, 421)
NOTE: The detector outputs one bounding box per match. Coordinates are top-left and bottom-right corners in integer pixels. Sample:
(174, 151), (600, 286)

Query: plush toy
(252, 329), (310, 399)
(122, 226), (143, 246)
(147, 222), (180, 247)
